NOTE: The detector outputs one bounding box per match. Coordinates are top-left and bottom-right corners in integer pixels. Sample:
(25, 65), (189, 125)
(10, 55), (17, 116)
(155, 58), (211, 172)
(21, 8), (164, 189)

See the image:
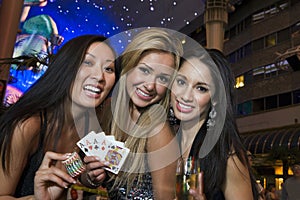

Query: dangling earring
(207, 106), (217, 129)
(168, 107), (178, 125)
(98, 103), (104, 111)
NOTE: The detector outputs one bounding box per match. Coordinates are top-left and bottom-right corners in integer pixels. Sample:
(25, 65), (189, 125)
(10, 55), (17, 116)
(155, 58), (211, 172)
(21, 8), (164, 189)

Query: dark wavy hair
(0, 35), (115, 172)
(188, 49), (259, 199)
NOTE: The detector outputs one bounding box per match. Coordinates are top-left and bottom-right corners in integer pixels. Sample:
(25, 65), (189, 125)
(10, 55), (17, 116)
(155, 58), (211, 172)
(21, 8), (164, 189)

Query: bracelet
(85, 172), (102, 188)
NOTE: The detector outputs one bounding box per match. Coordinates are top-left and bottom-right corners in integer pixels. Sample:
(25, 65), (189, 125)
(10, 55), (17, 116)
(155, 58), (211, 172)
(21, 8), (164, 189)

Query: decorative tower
(204, 0), (229, 51)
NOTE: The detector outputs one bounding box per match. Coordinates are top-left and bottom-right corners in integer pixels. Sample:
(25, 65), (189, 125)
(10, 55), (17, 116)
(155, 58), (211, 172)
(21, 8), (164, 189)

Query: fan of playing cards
(76, 131), (130, 174)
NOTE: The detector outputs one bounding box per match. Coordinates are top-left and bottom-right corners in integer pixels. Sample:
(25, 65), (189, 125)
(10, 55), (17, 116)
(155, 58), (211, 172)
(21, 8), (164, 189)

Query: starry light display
(26, 0), (206, 51)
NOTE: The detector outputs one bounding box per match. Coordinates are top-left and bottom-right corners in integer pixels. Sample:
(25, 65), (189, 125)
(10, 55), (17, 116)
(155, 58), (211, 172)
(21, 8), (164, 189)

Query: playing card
(106, 135), (115, 141)
(76, 131), (97, 156)
(90, 132), (110, 157)
(103, 141), (130, 174)
(76, 131), (130, 174)
(105, 134), (124, 147)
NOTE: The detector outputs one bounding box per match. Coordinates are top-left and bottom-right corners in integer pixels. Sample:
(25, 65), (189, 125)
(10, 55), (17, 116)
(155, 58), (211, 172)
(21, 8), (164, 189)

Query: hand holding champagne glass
(176, 156), (200, 200)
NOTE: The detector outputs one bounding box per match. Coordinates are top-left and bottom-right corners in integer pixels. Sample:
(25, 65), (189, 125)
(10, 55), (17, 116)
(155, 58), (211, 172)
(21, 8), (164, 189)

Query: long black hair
(189, 49), (259, 199)
(0, 35), (113, 172)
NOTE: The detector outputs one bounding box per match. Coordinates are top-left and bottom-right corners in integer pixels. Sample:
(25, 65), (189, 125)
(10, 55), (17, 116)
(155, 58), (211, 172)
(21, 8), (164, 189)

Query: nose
(181, 87), (193, 102)
(93, 66), (104, 82)
(143, 75), (156, 91)
(144, 81), (155, 91)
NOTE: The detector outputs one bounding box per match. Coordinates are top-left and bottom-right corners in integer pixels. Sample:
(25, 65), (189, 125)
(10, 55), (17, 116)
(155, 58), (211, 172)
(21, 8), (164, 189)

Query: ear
(210, 100), (217, 108)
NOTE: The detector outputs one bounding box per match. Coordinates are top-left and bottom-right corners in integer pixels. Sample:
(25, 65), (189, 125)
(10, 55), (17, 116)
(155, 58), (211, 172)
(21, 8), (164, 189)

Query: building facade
(180, 0), (300, 190)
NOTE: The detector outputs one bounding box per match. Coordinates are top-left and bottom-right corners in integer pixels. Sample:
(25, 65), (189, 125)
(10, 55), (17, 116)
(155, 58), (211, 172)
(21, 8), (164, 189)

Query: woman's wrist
(79, 171), (102, 188)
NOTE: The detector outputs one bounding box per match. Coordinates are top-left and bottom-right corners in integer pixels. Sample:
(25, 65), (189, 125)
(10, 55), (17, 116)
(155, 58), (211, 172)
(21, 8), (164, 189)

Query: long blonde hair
(110, 27), (183, 191)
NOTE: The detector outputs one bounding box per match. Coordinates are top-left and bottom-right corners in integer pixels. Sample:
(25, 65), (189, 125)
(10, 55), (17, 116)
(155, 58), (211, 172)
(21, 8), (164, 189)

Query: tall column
(204, 0), (228, 52)
(0, 0), (24, 102)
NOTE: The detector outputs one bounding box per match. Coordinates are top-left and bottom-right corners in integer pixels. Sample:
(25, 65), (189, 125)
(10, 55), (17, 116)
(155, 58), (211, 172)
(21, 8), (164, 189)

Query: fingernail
(64, 153), (72, 158)
(63, 182), (69, 188)
(104, 161), (110, 166)
(95, 156), (101, 161)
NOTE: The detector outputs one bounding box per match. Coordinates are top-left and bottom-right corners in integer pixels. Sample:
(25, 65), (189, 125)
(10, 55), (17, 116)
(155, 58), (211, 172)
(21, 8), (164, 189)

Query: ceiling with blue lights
(26, 0), (206, 44)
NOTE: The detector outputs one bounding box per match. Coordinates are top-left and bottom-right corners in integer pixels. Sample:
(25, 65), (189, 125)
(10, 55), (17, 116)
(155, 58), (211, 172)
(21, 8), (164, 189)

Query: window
(238, 101), (252, 116)
(235, 75), (244, 88)
(244, 43), (252, 57)
(244, 16), (252, 30)
(228, 52), (236, 63)
(293, 89), (300, 104)
(279, 92), (291, 107)
(253, 98), (264, 112)
(291, 21), (300, 34)
(277, 28), (290, 43)
(265, 33), (276, 48)
(265, 64), (277, 78)
(244, 70), (253, 85)
(253, 66), (265, 81)
(252, 9), (265, 24)
(265, 95), (277, 110)
(253, 38), (264, 51)
(276, 60), (289, 75)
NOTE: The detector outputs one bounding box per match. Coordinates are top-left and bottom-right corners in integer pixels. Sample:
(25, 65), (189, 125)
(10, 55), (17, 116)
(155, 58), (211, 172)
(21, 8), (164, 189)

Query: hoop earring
(207, 106), (217, 129)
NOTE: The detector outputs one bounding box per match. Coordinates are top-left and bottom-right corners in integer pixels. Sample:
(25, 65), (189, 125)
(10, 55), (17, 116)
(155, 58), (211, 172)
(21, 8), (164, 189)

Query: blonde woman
(107, 28), (183, 199)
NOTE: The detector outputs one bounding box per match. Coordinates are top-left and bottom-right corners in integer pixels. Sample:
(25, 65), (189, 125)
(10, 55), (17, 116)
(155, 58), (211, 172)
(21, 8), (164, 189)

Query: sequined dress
(106, 172), (154, 200)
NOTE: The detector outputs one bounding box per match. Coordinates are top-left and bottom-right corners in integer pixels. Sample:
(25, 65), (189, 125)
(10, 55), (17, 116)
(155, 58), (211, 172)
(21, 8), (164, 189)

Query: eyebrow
(140, 62), (173, 77)
(176, 74), (210, 86)
(86, 52), (115, 62)
(140, 62), (154, 72)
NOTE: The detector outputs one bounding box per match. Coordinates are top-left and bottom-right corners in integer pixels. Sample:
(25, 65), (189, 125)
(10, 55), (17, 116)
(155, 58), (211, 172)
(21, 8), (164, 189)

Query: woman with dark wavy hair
(0, 35), (117, 199)
(171, 48), (259, 200)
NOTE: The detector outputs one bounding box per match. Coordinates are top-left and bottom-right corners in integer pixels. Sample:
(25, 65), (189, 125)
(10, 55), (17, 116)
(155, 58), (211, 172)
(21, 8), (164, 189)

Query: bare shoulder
(148, 121), (175, 149)
(147, 121), (180, 163)
(223, 154), (253, 200)
(227, 154), (248, 173)
(15, 115), (42, 137)
(13, 114), (43, 154)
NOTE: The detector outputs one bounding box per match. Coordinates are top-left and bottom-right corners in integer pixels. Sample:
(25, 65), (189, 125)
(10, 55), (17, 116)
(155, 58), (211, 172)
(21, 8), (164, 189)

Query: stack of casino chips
(62, 152), (86, 178)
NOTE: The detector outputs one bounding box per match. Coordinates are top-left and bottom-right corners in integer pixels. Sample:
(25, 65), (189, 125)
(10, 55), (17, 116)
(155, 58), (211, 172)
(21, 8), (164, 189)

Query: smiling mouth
(176, 100), (194, 113)
(178, 102), (192, 109)
(136, 88), (151, 97)
(84, 85), (101, 94)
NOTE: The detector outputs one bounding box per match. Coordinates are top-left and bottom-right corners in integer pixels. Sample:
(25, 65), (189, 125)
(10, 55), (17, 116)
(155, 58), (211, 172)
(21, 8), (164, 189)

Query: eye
(139, 66), (150, 75)
(176, 78), (186, 86)
(157, 75), (170, 84)
(82, 59), (93, 66)
(196, 85), (208, 93)
(104, 64), (115, 74)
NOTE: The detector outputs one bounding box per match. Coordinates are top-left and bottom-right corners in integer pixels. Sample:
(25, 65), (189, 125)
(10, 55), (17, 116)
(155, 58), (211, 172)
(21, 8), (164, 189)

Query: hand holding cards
(76, 131), (130, 174)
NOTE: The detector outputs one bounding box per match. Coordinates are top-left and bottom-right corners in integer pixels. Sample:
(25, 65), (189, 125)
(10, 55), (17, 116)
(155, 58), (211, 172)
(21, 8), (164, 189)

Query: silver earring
(207, 106), (217, 129)
(168, 107), (178, 125)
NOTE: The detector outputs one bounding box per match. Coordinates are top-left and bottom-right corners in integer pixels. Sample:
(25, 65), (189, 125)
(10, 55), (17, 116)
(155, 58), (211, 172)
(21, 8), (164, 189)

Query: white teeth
(179, 102), (192, 109)
(84, 85), (101, 93)
(137, 88), (150, 97)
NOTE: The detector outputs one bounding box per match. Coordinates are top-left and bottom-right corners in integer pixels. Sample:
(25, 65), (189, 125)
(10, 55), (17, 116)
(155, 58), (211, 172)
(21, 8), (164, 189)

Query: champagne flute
(176, 157), (200, 200)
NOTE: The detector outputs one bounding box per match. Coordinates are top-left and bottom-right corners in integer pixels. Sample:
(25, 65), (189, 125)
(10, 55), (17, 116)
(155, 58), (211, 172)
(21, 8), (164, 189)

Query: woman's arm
(147, 122), (180, 200)
(0, 116), (42, 199)
(222, 154), (254, 200)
